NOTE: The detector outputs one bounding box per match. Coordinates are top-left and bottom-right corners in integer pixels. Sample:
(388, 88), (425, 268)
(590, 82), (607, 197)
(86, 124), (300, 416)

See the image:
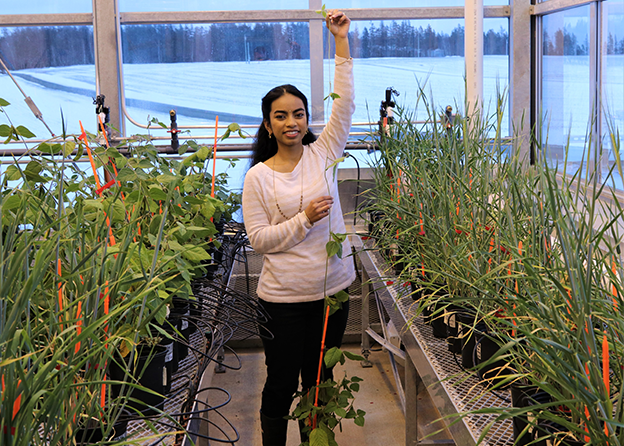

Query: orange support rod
(313, 304), (332, 429)
(74, 301), (83, 354)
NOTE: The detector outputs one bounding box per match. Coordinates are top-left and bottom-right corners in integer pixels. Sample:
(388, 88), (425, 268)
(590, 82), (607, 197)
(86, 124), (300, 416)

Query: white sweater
(242, 56), (356, 303)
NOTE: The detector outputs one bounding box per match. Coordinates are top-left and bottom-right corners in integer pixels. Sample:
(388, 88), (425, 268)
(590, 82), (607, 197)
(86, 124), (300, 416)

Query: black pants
(259, 297), (350, 419)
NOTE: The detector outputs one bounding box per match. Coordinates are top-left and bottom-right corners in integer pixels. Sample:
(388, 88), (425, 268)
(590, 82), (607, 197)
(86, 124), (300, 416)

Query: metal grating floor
(368, 248), (513, 446)
(226, 250), (380, 343)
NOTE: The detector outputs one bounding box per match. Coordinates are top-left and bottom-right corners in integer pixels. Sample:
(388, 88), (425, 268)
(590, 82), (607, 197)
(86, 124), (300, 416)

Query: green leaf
(0, 98), (9, 107)
(63, 141), (76, 157)
(330, 232), (347, 244)
(326, 240), (342, 258)
(148, 186), (168, 202)
(38, 142), (62, 155)
(344, 351), (365, 362)
(116, 168), (137, 182)
(334, 290), (349, 303)
(149, 116), (168, 129)
(309, 427), (329, 446)
(5, 165), (21, 181)
(324, 347), (344, 369)
(149, 214), (163, 235)
(197, 145), (211, 161)
(24, 161), (42, 176)
(0, 124), (11, 137)
(2, 194), (22, 211)
(182, 246), (211, 262)
(138, 159), (155, 169)
(16, 125), (35, 138)
(168, 240), (185, 252)
(73, 141), (84, 161)
(84, 199), (103, 210)
(354, 410), (366, 427)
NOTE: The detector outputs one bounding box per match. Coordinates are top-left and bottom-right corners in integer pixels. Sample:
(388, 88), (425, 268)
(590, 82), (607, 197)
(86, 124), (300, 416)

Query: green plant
(290, 347), (365, 446)
(0, 98), (214, 444)
(364, 83), (624, 444)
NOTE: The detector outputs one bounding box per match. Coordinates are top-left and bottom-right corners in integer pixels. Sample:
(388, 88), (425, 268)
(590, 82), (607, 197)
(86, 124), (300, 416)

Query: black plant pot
(188, 297), (202, 333)
(109, 345), (168, 415)
(170, 299), (191, 361)
(152, 323), (178, 392)
(430, 304), (448, 339)
(510, 383), (552, 446)
(473, 331), (512, 389)
(457, 314), (485, 369)
(447, 309), (478, 356)
(75, 411), (131, 445)
(431, 303), (460, 340)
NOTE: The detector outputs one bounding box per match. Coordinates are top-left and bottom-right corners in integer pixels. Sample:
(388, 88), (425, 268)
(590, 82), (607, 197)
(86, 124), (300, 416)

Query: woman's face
(264, 93), (308, 151)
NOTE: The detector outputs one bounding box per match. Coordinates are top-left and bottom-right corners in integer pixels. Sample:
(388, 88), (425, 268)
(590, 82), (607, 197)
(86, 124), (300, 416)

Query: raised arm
(326, 9), (350, 59)
(312, 10), (355, 161)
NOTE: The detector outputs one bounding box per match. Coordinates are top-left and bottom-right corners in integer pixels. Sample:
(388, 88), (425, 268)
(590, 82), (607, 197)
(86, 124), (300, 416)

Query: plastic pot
(109, 344), (168, 415)
(430, 303), (449, 339)
(459, 315), (485, 369)
(151, 323), (177, 392)
(446, 309), (478, 357)
(473, 331), (512, 389)
(170, 299), (191, 361)
(510, 383), (552, 446)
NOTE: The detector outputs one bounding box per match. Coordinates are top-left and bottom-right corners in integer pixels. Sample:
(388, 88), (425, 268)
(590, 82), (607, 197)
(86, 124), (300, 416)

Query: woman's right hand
(325, 9), (350, 39)
(305, 195), (334, 224)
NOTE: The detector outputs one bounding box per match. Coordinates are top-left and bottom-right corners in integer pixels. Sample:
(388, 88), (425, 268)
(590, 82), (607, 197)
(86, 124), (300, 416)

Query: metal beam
(510, 0), (533, 165)
(0, 13), (92, 27)
(118, 6), (509, 25)
(531, 0), (595, 16)
(309, 0), (324, 125)
(93, 0), (123, 136)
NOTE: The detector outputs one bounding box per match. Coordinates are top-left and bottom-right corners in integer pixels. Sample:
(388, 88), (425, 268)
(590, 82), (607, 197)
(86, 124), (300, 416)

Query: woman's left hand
(326, 9), (350, 39)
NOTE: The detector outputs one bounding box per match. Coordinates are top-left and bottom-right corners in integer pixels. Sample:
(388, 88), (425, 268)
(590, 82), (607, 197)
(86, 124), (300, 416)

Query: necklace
(273, 153), (304, 220)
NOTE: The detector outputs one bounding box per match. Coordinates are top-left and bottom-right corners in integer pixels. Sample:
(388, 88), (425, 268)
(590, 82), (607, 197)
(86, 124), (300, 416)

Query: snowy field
(1, 56), (510, 138)
(1, 55), (623, 193)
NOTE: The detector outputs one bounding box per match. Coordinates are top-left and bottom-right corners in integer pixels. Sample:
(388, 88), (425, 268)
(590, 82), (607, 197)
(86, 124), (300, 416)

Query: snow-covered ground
(1, 55), (623, 193)
(1, 56), (509, 136)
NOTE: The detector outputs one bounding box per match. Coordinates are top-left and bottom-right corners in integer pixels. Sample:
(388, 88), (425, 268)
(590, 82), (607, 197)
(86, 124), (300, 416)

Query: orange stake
(313, 304), (332, 429)
(74, 301), (83, 354)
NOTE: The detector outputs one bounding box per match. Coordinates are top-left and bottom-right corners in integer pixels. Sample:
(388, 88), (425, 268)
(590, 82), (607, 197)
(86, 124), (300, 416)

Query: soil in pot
(109, 344), (168, 415)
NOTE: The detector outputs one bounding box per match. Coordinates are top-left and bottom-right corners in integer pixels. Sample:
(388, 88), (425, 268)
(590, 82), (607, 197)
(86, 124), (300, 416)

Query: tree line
(1, 21), (621, 71)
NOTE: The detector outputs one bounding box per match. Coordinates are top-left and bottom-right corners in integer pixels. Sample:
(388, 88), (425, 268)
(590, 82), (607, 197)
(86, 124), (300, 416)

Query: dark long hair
(250, 84), (317, 167)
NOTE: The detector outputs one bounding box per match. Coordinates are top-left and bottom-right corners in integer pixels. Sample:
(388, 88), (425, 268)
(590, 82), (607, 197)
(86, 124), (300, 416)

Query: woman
(241, 9), (355, 446)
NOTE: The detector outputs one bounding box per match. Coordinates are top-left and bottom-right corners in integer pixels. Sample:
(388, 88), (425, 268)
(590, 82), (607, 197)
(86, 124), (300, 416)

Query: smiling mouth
(285, 130), (299, 136)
